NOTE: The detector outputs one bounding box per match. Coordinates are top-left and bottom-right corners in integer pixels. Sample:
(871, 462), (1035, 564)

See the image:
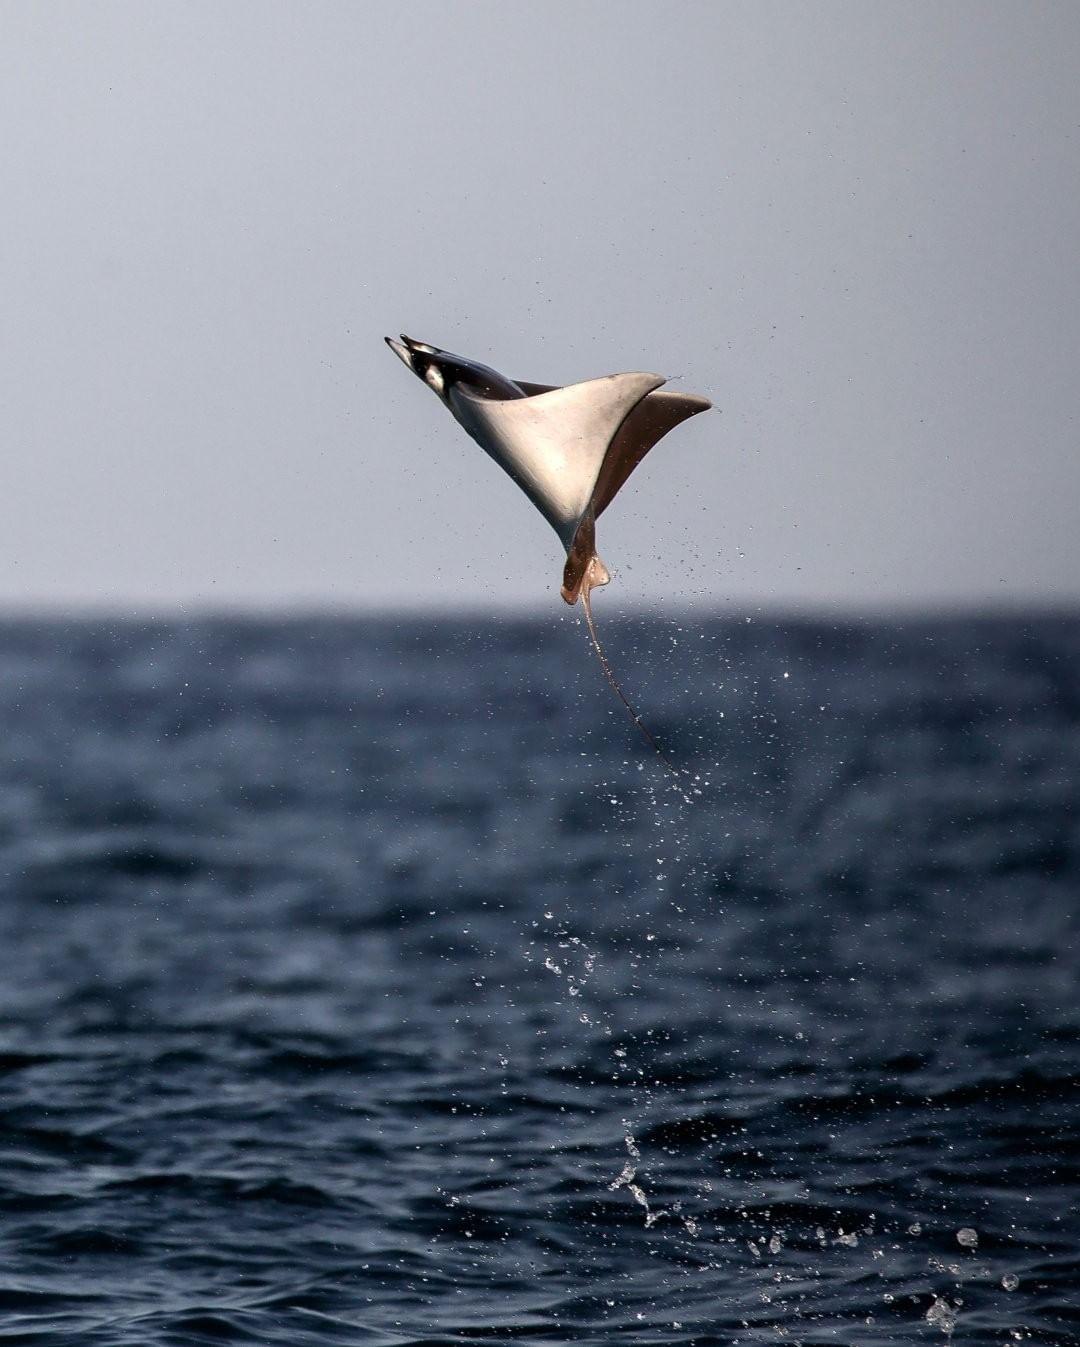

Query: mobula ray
(386, 334), (711, 771)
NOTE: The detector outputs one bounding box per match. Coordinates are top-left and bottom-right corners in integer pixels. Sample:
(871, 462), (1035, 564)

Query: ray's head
(384, 334), (523, 402)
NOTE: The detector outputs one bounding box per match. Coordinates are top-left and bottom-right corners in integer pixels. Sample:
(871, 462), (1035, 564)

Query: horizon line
(0, 595), (1077, 624)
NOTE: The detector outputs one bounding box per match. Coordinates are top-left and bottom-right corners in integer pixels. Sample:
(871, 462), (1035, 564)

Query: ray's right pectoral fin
(592, 389), (712, 519)
(560, 388), (711, 605)
(451, 372), (665, 543)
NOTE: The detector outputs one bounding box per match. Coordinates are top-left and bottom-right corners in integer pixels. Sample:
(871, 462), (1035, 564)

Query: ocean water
(0, 613), (1076, 1346)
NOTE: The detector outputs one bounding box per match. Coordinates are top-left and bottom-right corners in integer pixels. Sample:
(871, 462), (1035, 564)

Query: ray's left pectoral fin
(451, 372), (665, 542)
(515, 380), (712, 521)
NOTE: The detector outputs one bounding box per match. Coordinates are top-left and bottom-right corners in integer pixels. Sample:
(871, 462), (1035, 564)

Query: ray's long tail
(579, 587), (685, 786)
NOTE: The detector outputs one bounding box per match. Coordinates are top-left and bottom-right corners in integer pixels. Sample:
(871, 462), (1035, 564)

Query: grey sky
(2, 1), (1078, 613)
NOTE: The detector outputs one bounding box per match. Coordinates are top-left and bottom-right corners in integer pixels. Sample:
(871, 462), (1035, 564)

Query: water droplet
(956, 1227), (978, 1249)
(1001, 1273), (1019, 1291)
(925, 1296), (958, 1335)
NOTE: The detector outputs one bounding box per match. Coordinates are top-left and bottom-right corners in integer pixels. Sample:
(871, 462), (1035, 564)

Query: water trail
(580, 588), (689, 796)
(609, 1132), (667, 1228)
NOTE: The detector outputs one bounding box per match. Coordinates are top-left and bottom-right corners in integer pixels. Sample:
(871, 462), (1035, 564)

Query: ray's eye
(424, 365), (445, 394)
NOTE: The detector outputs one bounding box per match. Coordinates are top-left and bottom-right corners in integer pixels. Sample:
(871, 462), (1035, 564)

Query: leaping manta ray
(385, 334), (712, 775)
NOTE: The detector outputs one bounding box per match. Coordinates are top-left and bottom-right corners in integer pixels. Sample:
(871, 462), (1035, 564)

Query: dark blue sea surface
(0, 613), (1076, 1346)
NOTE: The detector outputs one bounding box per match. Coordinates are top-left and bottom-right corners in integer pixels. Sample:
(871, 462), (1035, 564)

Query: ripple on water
(0, 614), (1076, 1344)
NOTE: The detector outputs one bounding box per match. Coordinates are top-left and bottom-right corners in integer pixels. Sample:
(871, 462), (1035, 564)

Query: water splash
(609, 1132), (667, 1228)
